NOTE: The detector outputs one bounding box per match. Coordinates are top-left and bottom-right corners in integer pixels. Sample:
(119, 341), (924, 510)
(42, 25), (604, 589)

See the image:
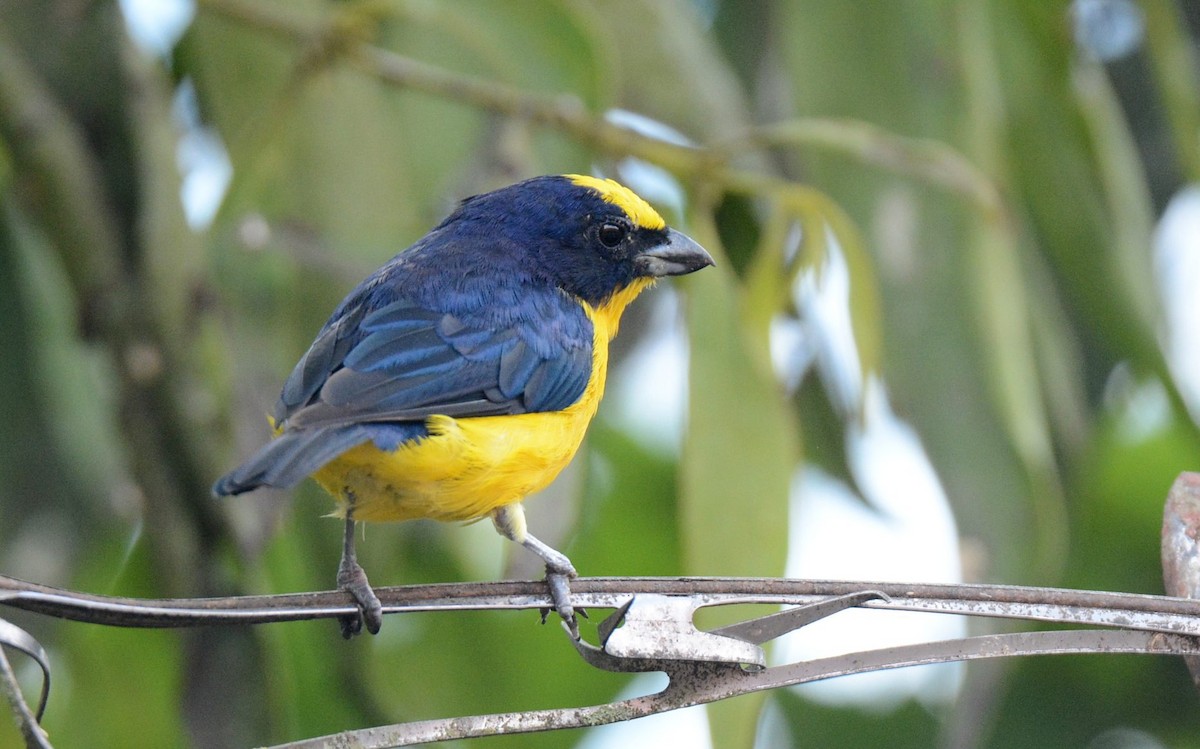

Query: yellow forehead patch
(565, 174), (666, 231)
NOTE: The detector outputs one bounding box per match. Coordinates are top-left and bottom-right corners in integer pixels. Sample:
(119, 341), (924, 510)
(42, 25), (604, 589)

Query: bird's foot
(489, 503), (583, 639)
(543, 561), (580, 640)
(336, 557), (383, 638)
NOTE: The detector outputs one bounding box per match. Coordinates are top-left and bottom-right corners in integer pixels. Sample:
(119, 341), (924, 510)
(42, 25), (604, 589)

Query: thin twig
(716, 118), (1004, 220)
(0, 641), (51, 749)
(195, 0), (983, 227)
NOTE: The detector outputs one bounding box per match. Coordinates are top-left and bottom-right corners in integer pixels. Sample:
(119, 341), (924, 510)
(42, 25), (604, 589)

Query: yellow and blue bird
(213, 174), (713, 637)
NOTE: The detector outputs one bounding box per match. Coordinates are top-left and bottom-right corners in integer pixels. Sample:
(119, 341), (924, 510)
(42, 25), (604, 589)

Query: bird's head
(447, 174), (714, 314)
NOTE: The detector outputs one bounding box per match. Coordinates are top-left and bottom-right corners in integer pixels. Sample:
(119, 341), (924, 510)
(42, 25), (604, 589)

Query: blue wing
(278, 297), (593, 428)
(213, 289), (594, 495)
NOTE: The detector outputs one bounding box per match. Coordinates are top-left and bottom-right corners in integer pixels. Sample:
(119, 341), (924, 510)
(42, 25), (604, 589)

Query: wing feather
(278, 296), (593, 430)
(216, 283), (595, 495)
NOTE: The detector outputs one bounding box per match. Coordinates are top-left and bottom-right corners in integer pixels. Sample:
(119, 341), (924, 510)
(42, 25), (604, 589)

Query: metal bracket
(572, 590), (889, 672)
(0, 616), (51, 723)
(9, 571), (1200, 747)
(596, 594), (765, 667)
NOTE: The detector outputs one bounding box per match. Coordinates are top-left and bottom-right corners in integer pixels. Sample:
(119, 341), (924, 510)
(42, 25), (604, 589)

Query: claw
(337, 556), (382, 638)
(545, 568), (579, 640)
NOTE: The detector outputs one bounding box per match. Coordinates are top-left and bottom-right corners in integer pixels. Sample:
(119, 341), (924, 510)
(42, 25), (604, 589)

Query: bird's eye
(597, 223), (626, 248)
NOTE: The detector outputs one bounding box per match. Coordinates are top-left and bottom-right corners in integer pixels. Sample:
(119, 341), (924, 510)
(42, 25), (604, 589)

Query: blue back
(212, 175), (675, 494)
(271, 176), (630, 444)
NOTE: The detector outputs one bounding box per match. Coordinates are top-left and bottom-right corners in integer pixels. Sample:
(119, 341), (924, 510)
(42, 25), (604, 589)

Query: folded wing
(213, 294), (593, 495)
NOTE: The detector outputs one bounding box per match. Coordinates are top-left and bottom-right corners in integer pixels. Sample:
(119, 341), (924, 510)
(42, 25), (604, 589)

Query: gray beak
(634, 228), (715, 278)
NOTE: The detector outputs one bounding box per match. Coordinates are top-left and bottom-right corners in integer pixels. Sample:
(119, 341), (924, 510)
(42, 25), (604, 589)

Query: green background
(2, 0), (1200, 746)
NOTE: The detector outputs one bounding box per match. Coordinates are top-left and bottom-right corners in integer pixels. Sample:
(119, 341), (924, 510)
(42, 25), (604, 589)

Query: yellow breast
(310, 282), (650, 523)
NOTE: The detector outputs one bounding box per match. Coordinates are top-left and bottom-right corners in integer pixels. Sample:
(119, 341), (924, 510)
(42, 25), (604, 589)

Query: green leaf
(679, 221), (794, 749)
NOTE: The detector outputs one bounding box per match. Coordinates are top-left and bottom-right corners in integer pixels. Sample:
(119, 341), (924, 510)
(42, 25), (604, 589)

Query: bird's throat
(587, 277), (655, 340)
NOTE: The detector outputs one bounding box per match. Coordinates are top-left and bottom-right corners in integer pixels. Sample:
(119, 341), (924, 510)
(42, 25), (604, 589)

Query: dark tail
(212, 425), (373, 496)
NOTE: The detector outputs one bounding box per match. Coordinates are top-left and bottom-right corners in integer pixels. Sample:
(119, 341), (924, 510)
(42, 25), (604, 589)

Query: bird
(213, 174), (714, 638)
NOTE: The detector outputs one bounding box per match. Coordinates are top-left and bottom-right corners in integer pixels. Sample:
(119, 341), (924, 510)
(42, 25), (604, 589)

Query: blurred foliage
(2, 0), (1200, 747)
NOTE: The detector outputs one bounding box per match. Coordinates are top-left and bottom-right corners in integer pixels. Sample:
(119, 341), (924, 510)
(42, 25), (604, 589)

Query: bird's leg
(336, 493), (383, 638)
(491, 503), (579, 639)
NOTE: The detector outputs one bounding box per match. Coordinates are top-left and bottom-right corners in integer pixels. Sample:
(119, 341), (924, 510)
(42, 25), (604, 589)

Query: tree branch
(195, 0), (990, 228)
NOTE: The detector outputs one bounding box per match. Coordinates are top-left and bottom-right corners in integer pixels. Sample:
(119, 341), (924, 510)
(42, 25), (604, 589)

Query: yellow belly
(309, 297), (639, 523)
(307, 280), (650, 523)
(311, 403), (599, 523)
